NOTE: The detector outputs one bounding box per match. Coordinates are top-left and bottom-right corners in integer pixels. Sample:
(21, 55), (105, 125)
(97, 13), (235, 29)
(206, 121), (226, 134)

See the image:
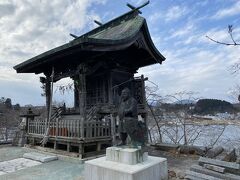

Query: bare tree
(0, 103), (22, 143)
(147, 89), (203, 145)
(147, 89), (228, 149)
(161, 91), (201, 145)
(145, 82), (165, 143)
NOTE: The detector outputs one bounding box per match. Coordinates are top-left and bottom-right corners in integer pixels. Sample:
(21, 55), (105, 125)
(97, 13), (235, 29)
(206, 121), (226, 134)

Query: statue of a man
(118, 88), (146, 147)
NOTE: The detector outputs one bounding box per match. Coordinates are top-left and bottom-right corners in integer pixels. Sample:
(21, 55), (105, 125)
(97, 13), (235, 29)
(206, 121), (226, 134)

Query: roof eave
(141, 20), (166, 64)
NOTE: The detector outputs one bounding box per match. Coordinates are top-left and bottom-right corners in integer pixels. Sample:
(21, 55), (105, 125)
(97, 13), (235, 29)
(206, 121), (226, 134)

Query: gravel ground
(148, 146), (199, 179)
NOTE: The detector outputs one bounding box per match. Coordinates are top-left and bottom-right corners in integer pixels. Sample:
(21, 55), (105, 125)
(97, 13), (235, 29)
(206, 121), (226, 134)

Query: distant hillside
(194, 99), (235, 115)
(174, 99), (196, 105)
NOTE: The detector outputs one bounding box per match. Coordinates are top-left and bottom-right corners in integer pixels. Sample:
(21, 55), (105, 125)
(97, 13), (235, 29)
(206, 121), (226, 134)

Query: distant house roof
(14, 10), (165, 75)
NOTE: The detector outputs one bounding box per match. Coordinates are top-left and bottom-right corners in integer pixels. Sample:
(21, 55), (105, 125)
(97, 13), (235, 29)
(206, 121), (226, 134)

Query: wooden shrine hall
(14, 3), (165, 158)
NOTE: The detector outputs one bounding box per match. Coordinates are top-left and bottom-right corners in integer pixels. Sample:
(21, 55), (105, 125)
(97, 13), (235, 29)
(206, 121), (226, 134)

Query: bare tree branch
(206, 25), (240, 46)
(228, 25), (238, 45)
(206, 35), (240, 46)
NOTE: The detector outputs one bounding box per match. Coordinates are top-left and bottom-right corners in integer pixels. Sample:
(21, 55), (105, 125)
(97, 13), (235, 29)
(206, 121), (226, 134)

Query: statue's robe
(118, 97), (138, 134)
(118, 97), (147, 146)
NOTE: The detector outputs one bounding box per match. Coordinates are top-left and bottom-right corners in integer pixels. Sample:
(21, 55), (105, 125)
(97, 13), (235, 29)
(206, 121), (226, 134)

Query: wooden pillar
(73, 77), (79, 110)
(79, 143), (84, 159)
(45, 75), (51, 118)
(31, 137), (35, 146)
(141, 75), (147, 109)
(108, 73), (113, 104)
(97, 142), (101, 151)
(54, 141), (58, 150)
(77, 64), (87, 138)
(102, 79), (106, 103)
(141, 75), (149, 143)
(110, 114), (116, 145)
(67, 142), (72, 152)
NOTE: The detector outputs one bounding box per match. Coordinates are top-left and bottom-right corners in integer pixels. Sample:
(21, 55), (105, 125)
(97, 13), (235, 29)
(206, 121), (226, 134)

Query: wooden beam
(127, 3), (142, 14)
(53, 70), (77, 82)
(126, 1), (150, 14)
(70, 33), (78, 39)
(94, 20), (103, 26)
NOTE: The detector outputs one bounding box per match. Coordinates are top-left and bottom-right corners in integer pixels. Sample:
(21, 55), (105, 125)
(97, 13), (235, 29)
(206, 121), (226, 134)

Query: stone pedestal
(106, 147), (148, 165)
(85, 147), (168, 180)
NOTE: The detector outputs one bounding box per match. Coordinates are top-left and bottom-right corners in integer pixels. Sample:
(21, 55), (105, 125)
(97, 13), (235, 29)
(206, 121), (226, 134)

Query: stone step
(23, 152), (58, 163)
(203, 164), (225, 173)
(199, 157), (240, 170)
(190, 164), (240, 180)
(186, 170), (221, 180)
(198, 157), (240, 175)
(185, 175), (203, 180)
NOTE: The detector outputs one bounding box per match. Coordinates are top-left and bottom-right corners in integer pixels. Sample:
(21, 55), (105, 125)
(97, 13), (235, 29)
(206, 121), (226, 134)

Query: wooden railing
(28, 117), (111, 140)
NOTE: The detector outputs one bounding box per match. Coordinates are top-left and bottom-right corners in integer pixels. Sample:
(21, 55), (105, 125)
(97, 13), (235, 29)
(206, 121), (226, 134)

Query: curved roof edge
(14, 10), (165, 73)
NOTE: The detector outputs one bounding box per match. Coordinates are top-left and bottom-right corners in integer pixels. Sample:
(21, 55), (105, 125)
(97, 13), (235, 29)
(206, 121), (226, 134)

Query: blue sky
(0, 0), (240, 106)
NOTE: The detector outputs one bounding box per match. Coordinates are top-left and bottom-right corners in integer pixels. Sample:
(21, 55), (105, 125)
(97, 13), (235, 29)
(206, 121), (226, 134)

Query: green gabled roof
(14, 10), (165, 74)
(88, 15), (144, 41)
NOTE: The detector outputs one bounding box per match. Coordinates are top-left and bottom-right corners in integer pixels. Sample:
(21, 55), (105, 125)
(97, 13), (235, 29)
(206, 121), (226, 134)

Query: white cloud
(148, 5), (189, 25)
(0, 2), (15, 17)
(141, 2), (240, 102)
(165, 6), (188, 22)
(0, 0), (239, 105)
(137, 30), (240, 102)
(129, 0), (146, 6)
(0, 0), (106, 105)
(212, 1), (240, 19)
(170, 23), (195, 38)
(148, 12), (162, 24)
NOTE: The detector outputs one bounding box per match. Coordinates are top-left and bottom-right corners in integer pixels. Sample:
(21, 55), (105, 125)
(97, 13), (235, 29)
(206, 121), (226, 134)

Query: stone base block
(85, 156), (168, 180)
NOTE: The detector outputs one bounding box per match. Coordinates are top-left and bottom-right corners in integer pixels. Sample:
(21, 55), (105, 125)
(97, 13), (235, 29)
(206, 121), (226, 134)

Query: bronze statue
(118, 88), (147, 147)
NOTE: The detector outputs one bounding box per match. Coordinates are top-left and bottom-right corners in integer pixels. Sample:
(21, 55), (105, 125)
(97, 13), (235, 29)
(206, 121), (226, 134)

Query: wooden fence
(28, 117), (111, 140)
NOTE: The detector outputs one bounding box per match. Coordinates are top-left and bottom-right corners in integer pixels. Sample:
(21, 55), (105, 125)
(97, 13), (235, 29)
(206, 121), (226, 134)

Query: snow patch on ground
(0, 158), (42, 174)
(0, 171), (6, 175)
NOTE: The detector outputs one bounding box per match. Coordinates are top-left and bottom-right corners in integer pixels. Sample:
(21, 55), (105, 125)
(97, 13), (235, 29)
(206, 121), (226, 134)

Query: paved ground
(0, 145), (84, 180)
(0, 145), (199, 180)
(0, 145), (26, 162)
